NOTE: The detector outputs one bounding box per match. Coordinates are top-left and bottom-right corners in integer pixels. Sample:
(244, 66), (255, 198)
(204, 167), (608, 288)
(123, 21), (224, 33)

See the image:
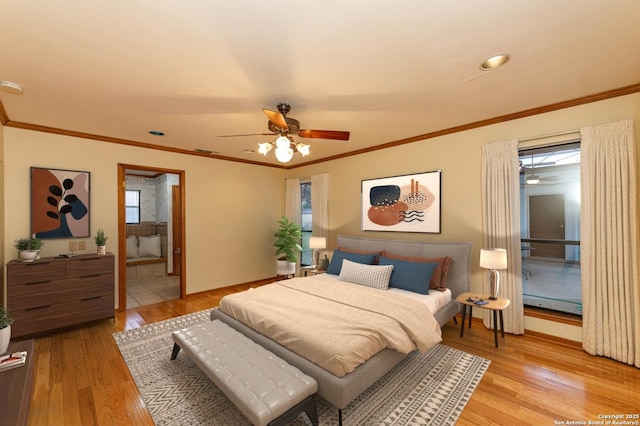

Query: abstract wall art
(31, 167), (90, 238)
(361, 170), (441, 233)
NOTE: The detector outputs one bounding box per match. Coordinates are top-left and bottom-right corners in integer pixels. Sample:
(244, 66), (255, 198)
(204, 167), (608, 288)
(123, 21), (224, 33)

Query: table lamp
(480, 248), (508, 300)
(309, 237), (326, 268)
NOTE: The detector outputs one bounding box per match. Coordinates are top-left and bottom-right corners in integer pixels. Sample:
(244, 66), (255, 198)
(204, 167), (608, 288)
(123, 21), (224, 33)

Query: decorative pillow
(337, 246), (383, 264)
(138, 234), (162, 257)
(326, 250), (378, 275)
(338, 259), (393, 290)
(126, 235), (139, 258)
(381, 251), (452, 291)
(378, 256), (439, 294)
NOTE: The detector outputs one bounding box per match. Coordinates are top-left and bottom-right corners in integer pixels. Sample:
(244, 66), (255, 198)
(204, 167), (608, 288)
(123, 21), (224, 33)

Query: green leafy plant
(14, 237), (44, 251)
(0, 307), (13, 329)
(273, 216), (303, 263)
(94, 229), (108, 246)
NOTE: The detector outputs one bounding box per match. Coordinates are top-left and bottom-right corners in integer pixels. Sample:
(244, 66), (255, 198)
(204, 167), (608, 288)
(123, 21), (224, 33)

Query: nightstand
(301, 267), (325, 277)
(456, 292), (510, 348)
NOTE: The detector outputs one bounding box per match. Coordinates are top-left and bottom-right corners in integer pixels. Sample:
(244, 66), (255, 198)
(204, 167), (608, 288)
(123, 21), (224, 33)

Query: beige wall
(288, 93), (640, 342)
(3, 93), (639, 340)
(0, 121), (4, 305)
(2, 127), (287, 305)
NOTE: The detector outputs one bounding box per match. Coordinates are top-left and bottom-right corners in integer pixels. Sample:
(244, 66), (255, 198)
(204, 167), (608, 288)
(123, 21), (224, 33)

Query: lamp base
(488, 296), (498, 300)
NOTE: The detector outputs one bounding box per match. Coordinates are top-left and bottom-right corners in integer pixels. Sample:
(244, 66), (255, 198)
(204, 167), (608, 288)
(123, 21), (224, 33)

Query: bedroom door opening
(117, 164), (186, 311)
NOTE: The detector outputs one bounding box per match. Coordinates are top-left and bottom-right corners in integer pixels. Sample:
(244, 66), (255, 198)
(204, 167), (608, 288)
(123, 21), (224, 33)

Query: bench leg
(170, 343), (181, 360)
(268, 395), (318, 426)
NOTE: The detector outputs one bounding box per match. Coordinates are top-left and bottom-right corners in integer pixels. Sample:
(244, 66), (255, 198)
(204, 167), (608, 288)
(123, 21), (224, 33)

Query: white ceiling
(1, 1), (639, 167)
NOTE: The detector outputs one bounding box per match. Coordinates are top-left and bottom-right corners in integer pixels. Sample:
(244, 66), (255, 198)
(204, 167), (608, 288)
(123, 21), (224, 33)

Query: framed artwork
(31, 167), (90, 238)
(361, 170), (441, 233)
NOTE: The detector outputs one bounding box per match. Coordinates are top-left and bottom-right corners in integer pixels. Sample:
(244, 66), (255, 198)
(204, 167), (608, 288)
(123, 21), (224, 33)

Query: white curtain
(310, 173), (329, 242)
(580, 118), (640, 367)
(481, 139), (525, 334)
(285, 178), (302, 271)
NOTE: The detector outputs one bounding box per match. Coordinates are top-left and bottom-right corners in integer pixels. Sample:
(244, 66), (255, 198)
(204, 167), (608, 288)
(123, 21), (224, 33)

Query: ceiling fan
(219, 103), (351, 141)
(519, 158), (559, 184)
(218, 103), (350, 163)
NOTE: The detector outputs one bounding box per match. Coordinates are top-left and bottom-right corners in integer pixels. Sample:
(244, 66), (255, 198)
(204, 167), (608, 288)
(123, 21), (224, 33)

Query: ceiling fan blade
(298, 129), (350, 141)
(218, 132), (276, 138)
(262, 108), (288, 130)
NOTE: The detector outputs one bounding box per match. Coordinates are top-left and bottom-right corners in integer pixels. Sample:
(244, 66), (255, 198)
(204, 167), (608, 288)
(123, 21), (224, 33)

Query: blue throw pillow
(326, 250), (378, 275)
(378, 256), (439, 294)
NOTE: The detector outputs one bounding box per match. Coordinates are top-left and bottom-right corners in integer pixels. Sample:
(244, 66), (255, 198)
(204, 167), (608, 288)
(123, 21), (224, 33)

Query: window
(125, 190), (141, 224)
(519, 142), (581, 316)
(300, 181), (312, 266)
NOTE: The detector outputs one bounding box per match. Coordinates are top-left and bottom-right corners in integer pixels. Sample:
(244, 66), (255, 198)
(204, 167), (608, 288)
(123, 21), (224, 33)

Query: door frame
(117, 163), (186, 312)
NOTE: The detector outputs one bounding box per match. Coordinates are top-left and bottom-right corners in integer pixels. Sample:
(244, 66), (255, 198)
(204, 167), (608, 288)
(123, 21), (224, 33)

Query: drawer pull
(81, 296), (101, 302)
(26, 305), (51, 311)
(25, 261), (52, 266)
(79, 257), (102, 261)
(26, 280), (51, 285)
(80, 274), (102, 278)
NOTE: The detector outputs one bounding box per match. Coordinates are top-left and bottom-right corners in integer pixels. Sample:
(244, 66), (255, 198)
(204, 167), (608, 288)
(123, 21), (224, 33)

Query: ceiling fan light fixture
(258, 142), (273, 155)
(275, 145), (294, 163)
(296, 142), (310, 156)
(526, 174), (540, 184)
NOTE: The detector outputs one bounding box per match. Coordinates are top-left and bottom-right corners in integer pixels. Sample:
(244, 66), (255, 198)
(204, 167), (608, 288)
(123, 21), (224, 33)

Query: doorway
(117, 164), (186, 311)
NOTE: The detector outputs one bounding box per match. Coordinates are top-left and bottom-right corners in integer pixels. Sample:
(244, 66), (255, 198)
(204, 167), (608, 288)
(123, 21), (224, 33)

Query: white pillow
(126, 235), (139, 258)
(138, 235), (161, 257)
(338, 259), (393, 290)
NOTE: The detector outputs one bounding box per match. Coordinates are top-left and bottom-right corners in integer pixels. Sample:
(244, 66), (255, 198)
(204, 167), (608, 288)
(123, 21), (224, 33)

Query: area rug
(113, 309), (490, 425)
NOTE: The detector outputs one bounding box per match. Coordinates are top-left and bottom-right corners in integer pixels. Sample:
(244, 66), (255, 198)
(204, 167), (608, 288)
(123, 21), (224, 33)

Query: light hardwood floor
(24, 284), (640, 425)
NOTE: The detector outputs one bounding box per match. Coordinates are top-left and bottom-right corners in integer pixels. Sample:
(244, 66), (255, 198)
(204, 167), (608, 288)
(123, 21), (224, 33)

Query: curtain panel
(310, 173), (329, 242)
(580, 118), (640, 367)
(285, 178), (302, 270)
(481, 139), (525, 334)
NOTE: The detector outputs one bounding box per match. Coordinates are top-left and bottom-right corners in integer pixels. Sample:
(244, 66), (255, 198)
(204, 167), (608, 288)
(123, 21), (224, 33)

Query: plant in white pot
(14, 237), (44, 261)
(0, 307), (14, 355)
(273, 216), (302, 276)
(94, 229), (108, 254)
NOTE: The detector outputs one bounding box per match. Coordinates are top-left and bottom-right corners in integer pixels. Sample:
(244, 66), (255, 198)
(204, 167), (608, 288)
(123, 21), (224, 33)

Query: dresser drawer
(7, 274), (113, 310)
(10, 296), (114, 337)
(67, 255), (113, 277)
(7, 260), (66, 285)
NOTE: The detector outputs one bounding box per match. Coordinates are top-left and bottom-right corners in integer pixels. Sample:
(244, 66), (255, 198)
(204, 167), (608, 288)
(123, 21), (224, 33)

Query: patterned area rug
(113, 309), (490, 425)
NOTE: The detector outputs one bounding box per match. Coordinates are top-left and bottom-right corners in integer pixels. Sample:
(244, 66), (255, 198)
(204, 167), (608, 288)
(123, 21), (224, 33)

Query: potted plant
(0, 307), (13, 354)
(273, 216), (302, 276)
(14, 237), (44, 261)
(94, 229), (108, 255)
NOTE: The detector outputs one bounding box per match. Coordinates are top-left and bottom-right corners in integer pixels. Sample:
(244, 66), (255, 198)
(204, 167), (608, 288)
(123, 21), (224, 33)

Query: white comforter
(219, 276), (442, 377)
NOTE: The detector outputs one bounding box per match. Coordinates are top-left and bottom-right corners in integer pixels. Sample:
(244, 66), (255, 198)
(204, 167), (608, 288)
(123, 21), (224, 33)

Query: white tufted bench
(170, 320), (319, 426)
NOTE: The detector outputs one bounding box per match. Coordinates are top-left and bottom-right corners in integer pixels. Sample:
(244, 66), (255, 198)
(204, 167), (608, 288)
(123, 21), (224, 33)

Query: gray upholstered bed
(210, 234), (471, 418)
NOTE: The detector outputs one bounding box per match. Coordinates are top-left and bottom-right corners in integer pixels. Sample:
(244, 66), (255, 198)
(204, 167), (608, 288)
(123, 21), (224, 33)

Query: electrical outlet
(69, 241), (77, 252)
(78, 241), (86, 251)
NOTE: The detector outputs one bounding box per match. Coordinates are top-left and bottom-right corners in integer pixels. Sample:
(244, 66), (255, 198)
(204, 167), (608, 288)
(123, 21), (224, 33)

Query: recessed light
(149, 130), (165, 136)
(0, 81), (24, 94)
(480, 54), (511, 71)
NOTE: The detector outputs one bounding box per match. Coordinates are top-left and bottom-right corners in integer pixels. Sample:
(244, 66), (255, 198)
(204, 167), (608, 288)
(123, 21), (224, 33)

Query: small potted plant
(14, 237), (44, 261)
(0, 307), (14, 354)
(94, 229), (108, 255)
(273, 216), (302, 276)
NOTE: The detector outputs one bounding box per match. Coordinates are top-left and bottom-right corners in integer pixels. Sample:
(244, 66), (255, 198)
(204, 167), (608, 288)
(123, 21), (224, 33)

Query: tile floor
(126, 275), (181, 308)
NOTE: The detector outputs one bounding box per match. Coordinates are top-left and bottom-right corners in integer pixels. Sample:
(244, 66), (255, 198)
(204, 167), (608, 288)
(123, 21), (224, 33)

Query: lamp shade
(479, 248), (507, 270)
(309, 237), (326, 249)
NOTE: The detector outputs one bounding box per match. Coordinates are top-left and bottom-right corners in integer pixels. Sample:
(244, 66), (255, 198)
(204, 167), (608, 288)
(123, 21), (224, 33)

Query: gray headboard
(336, 235), (472, 298)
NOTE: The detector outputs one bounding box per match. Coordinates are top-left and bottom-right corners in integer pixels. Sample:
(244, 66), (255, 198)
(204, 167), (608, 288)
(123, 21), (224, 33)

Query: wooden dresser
(6, 254), (115, 337)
